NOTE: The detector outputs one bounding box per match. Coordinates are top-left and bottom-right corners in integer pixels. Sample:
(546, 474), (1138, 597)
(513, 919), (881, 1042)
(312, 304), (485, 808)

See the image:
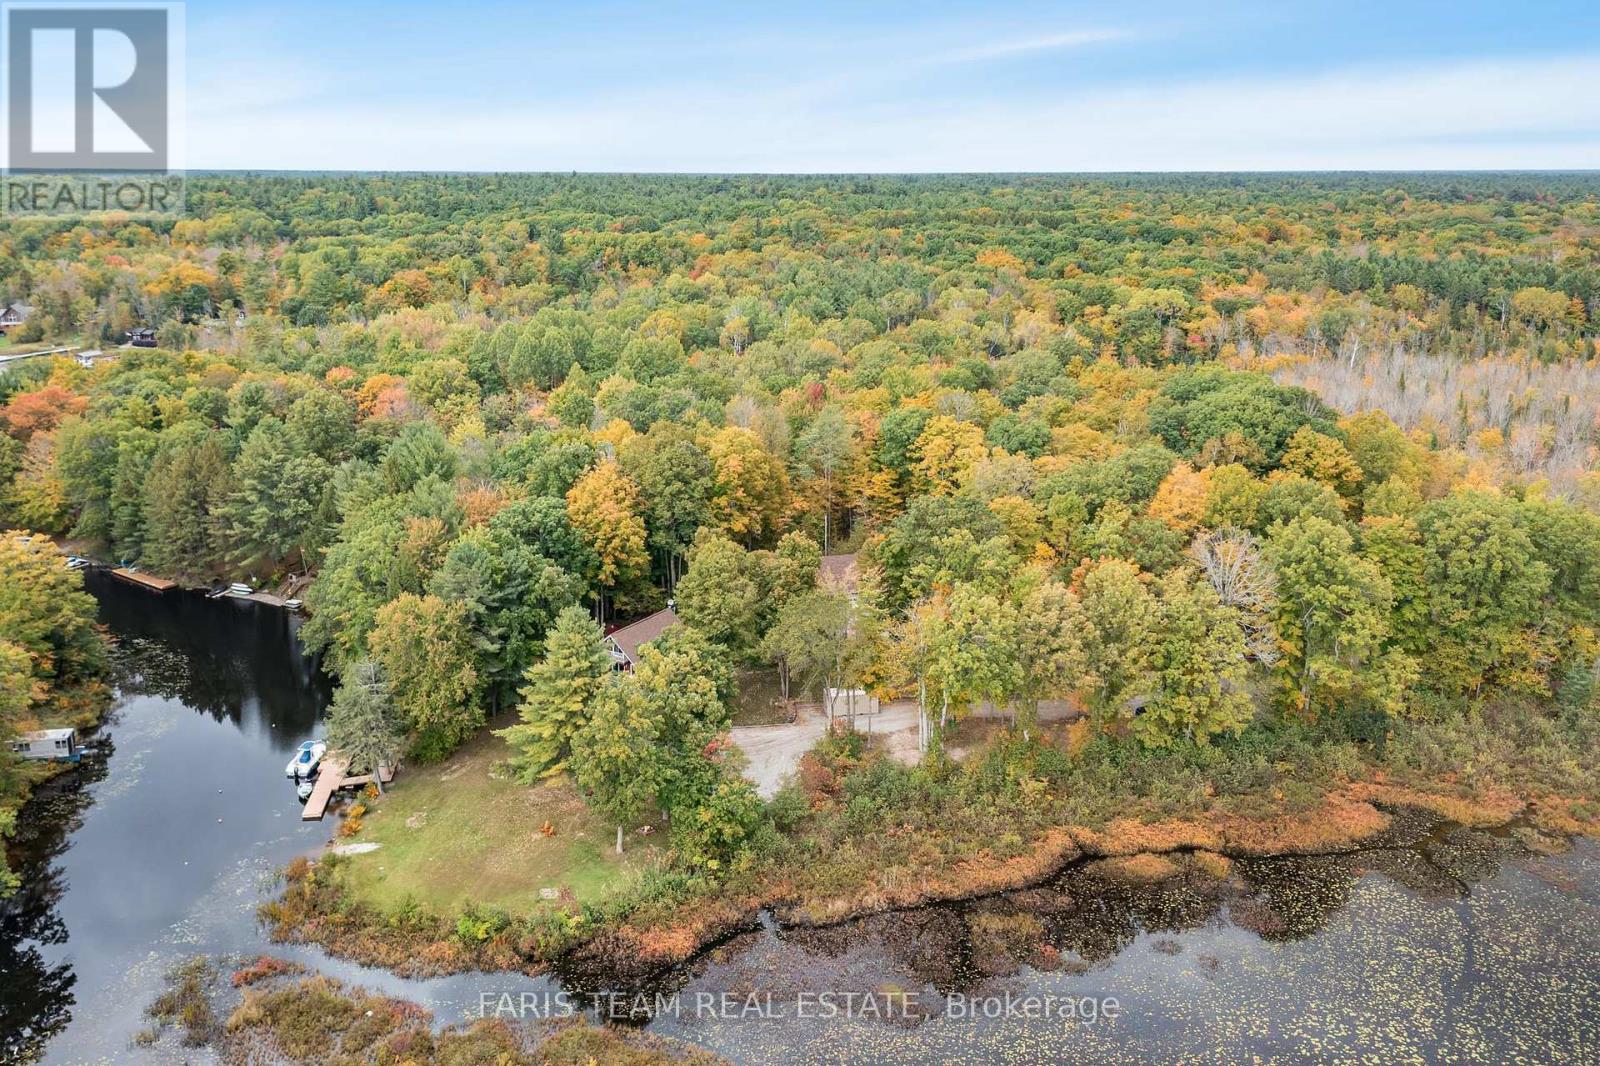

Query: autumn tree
(0, 530), (106, 715)
(1264, 515), (1409, 718)
(1135, 572), (1253, 747)
(1188, 527), (1278, 663)
(570, 674), (665, 854)
(1280, 426), (1363, 504)
(675, 535), (759, 652)
(1414, 492), (1551, 697)
(911, 415), (987, 495)
(1, 385), (86, 441)
(761, 587), (853, 705)
(706, 426), (788, 545)
(565, 459), (648, 619)
(796, 406), (855, 551)
(1074, 558), (1160, 730)
(621, 423), (713, 587)
(1147, 461), (1211, 533)
(368, 593), (481, 761)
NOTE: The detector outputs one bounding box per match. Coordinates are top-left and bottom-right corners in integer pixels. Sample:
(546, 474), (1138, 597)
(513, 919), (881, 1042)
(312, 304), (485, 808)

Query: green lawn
(336, 728), (661, 917)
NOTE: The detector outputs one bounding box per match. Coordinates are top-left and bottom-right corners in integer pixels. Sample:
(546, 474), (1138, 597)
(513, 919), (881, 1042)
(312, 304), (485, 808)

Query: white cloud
(940, 29), (1130, 63)
(186, 52), (1600, 171)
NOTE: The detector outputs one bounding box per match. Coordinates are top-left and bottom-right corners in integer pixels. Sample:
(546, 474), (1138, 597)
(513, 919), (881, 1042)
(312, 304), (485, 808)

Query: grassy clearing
(336, 728), (662, 918)
(276, 697), (1600, 979)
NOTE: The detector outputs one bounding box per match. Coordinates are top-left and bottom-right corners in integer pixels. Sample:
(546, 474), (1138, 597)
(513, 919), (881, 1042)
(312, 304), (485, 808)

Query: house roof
(605, 606), (680, 664)
(19, 728), (74, 741)
(2, 303), (32, 318)
(817, 553), (859, 591)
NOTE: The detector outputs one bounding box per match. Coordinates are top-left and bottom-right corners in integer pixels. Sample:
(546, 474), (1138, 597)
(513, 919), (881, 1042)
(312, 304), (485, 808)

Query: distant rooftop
(18, 727), (75, 741)
(605, 606), (681, 665)
(817, 553), (859, 591)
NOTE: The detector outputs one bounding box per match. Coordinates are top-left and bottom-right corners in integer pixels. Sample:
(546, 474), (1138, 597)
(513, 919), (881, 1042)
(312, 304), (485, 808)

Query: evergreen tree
(140, 427), (232, 581)
(324, 660), (405, 791)
(497, 606), (610, 781)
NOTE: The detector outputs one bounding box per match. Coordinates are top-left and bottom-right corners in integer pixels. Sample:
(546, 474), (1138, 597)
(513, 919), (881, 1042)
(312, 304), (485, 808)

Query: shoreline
(264, 775), (1590, 986)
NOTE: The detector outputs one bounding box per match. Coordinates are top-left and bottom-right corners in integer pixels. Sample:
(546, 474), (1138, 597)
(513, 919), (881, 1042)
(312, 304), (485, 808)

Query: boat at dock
(284, 739), (326, 780)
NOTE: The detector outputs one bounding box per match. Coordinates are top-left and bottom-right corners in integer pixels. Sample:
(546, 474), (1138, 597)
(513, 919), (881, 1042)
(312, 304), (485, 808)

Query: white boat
(296, 778), (316, 801)
(285, 739), (326, 779)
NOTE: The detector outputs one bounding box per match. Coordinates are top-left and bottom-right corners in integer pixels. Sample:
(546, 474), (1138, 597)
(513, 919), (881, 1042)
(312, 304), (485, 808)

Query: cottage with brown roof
(0, 303), (32, 334)
(604, 606), (681, 670)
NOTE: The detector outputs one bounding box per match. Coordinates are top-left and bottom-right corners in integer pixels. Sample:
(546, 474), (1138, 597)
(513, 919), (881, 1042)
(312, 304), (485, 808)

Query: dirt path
(729, 694), (1088, 793)
(731, 703), (920, 796)
(730, 698), (1082, 796)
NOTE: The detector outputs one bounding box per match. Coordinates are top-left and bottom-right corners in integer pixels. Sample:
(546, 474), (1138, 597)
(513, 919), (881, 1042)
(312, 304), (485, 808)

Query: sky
(175, 0), (1600, 172)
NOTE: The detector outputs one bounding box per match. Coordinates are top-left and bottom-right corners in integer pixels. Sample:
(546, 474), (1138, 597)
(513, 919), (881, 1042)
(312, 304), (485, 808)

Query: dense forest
(3, 173), (1599, 911)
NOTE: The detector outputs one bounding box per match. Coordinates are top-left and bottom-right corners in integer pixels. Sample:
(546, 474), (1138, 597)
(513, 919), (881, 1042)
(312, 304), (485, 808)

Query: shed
(10, 727), (80, 762)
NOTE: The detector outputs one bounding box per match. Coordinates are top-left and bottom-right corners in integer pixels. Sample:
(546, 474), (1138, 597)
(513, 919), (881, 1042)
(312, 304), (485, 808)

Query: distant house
(9, 727), (80, 763)
(127, 327), (157, 347)
(603, 555), (862, 671)
(0, 303), (32, 334)
(604, 606), (681, 670)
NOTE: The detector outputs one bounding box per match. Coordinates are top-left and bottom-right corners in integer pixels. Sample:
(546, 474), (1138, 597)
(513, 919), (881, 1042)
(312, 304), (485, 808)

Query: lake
(2, 573), (1596, 1063)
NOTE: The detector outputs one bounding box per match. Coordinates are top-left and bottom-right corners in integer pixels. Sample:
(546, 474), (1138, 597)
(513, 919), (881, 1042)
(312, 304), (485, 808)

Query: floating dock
(301, 758), (395, 820)
(110, 568), (176, 592)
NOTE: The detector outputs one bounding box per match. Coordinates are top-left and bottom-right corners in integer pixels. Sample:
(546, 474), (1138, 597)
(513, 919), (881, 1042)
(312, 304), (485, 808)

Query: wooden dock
(301, 758), (395, 820)
(110, 568), (176, 592)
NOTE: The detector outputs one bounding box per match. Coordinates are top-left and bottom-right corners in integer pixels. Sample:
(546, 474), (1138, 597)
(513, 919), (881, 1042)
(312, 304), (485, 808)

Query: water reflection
(0, 574), (332, 1064)
(0, 750), (109, 1063)
(88, 568), (329, 743)
(3, 570), (1597, 1064)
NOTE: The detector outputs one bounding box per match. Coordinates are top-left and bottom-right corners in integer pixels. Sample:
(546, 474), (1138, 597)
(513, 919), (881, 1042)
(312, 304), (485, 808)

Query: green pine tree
(497, 606), (609, 782)
(324, 660), (405, 791)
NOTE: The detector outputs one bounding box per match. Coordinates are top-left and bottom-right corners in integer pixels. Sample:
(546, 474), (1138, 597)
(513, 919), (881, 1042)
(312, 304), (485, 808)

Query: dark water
(3, 572), (1599, 1064)
(630, 825), (1600, 1063)
(0, 571), (337, 1064)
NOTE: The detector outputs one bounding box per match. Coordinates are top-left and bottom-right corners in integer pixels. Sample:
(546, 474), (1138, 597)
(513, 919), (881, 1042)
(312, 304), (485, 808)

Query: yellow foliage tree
(1280, 426), (1363, 502)
(706, 426), (788, 544)
(566, 461), (648, 597)
(912, 415), (988, 495)
(1147, 461), (1212, 533)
